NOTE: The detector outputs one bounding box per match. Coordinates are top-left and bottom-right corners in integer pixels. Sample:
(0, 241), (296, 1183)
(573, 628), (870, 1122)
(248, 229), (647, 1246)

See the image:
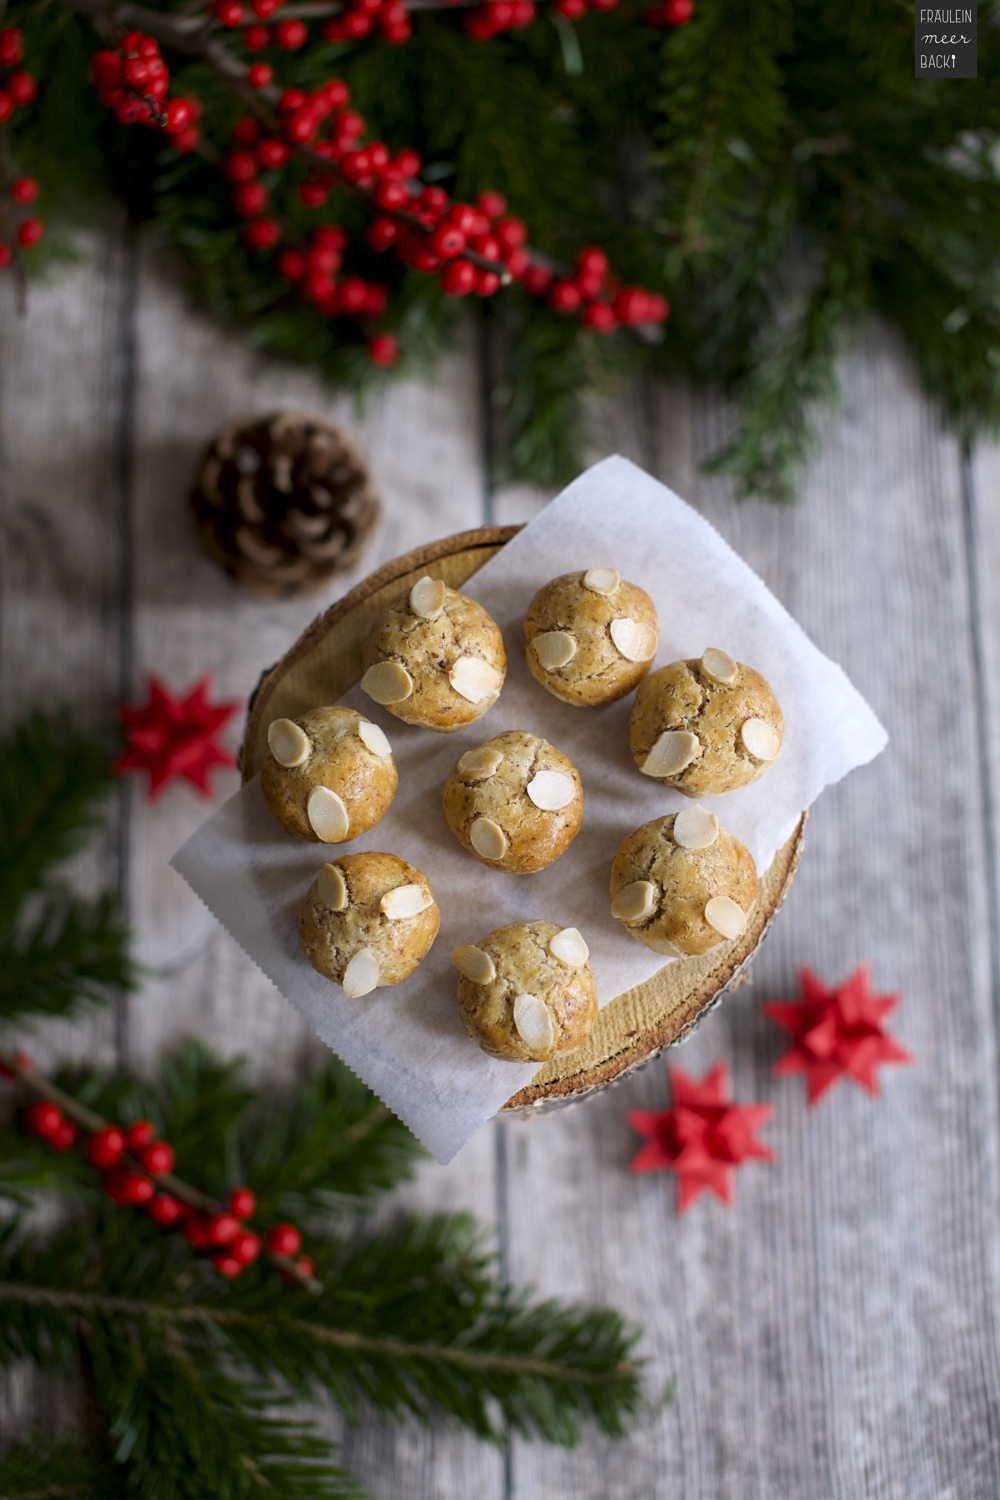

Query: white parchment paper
(172, 456), (887, 1162)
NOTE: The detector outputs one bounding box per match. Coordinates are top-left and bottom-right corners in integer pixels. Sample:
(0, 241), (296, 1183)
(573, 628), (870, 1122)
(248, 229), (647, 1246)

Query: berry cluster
(0, 25), (37, 124)
(0, 27), (42, 268)
(213, 0), (312, 58)
(12, 1054), (312, 1283)
(553, 0), (617, 22)
(462, 0), (537, 41)
(89, 31), (199, 150)
(322, 0), (413, 48)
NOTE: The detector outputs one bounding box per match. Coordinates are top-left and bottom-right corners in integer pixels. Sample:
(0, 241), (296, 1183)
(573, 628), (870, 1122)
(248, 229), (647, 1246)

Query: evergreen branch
(0, 1437), (124, 1499)
(0, 713), (114, 923)
(0, 893), (133, 1026)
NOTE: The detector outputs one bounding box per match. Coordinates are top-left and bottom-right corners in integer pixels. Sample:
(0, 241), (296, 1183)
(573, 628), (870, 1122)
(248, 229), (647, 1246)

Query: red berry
(431, 223), (466, 259)
(125, 1120), (155, 1151)
(277, 247), (307, 278)
(446, 203), (478, 236)
(184, 1213), (214, 1248)
(470, 233), (501, 262)
(212, 1252), (244, 1277)
(229, 1187), (257, 1218)
(577, 246), (608, 280)
(335, 109), (366, 139)
(549, 280), (582, 313)
(256, 138), (289, 168)
(284, 108), (320, 144)
(665, 0), (694, 20)
(24, 1102), (63, 1138)
(90, 50), (123, 89)
(302, 271), (336, 305)
(0, 94), (13, 124)
(0, 243), (12, 269)
(163, 98), (194, 135)
(234, 180), (268, 216)
(252, 0), (282, 14)
(213, 0), (245, 24)
(247, 61), (273, 87)
(381, 15), (412, 41)
(245, 218), (281, 249)
(475, 269), (501, 296)
(50, 1121), (79, 1151)
(583, 301), (618, 332)
(232, 116), (260, 145)
(410, 247), (442, 272)
(511, 0), (535, 23)
(173, 126), (200, 153)
(504, 247), (530, 278)
(374, 179), (409, 211)
(340, 149), (371, 183)
(313, 224), (347, 249)
(274, 18), (308, 46)
(335, 276), (367, 314)
(367, 335), (399, 366)
(394, 148), (421, 178)
(231, 1229), (261, 1264)
(367, 216), (398, 252)
(140, 1141), (176, 1175)
(88, 1126), (126, 1168)
(278, 88), (307, 113)
(321, 79), (350, 109)
(295, 1256), (315, 1277)
(441, 258), (476, 297)
(613, 287), (652, 324)
(363, 284), (388, 317)
(123, 57), (152, 86)
(224, 149), (258, 182)
(243, 23), (270, 48)
(266, 1223), (303, 1255)
(476, 191), (506, 221)
(299, 181), (328, 209)
(645, 293), (670, 321)
(209, 1212), (241, 1245)
(367, 142), (390, 174)
(105, 1169), (155, 1205)
(495, 217), (527, 252)
(9, 72), (37, 107)
(148, 1193), (185, 1226)
(344, 10), (374, 36)
(0, 28), (23, 67)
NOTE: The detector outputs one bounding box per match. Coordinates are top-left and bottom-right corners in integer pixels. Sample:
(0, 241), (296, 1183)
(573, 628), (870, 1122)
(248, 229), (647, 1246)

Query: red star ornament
(116, 675), (240, 799)
(627, 1063), (774, 1211)
(764, 966), (913, 1105)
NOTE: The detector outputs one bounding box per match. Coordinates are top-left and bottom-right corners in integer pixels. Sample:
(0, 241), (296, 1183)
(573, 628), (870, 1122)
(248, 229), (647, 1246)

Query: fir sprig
(0, 1435), (124, 1498)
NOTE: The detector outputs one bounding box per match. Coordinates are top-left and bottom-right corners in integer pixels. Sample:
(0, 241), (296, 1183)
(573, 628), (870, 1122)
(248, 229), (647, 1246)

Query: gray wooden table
(2, 220), (999, 1499)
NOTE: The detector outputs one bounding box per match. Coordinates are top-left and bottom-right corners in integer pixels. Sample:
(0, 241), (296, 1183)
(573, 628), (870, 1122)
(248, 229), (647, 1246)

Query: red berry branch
(57, 0), (674, 364)
(0, 24), (42, 274)
(1, 1046), (319, 1288)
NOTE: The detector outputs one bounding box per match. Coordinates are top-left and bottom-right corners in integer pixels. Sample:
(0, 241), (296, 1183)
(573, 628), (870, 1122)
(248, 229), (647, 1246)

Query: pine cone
(189, 412), (380, 598)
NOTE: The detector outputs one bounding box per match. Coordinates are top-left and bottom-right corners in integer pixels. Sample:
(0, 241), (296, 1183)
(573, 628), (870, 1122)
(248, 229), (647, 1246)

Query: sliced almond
(610, 617), (658, 663)
(409, 575), (446, 621)
(582, 567), (620, 596)
(458, 746), (504, 781)
(306, 786), (350, 843)
(741, 717), (781, 762)
(704, 895), (747, 941)
(470, 817), (508, 861)
(512, 992), (555, 1053)
(526, 770), (577, 812)
(701, 647), (738, 684)
(357, 720), (393, 759)
(533, 630), (577, 671)
(342, 947), (380, 997)
(449, 656), (502, 704)
(611, 880), (658, 922)
(673, 805), (719, 851)
(317, 862), (348, 911)
(361, 660), (414, 705)
(267, 717), (310, 768)
(451, 944), (496, 984)
(548, 927), (589, 967)
(641, 730), (700, 779)
(381, 883), (433, 920)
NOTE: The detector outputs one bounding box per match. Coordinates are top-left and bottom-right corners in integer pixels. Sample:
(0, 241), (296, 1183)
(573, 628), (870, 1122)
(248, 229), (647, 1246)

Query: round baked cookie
(299, 852), (440, 995)
(523, 568), (658, 706)
(360, 575), (506, 731)
(261, 706), (397, 842)
(609, 807), (759, 958)
(629, 648), (784, 796)
(442, 730), (583, 873)
(452, 920), (598, 1062)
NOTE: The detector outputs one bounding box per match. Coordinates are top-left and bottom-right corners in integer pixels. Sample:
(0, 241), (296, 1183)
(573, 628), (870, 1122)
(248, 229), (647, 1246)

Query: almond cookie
(452, 920), (597, 1062)
(523, 568), (658, 706)
(299, 852), (440, 994)
(609, 807), (758, 957)
(261, 706), (397, 842)
(629, 649), (784, 796)
(442, 730), (583, 873)
(360, 576), (506, 731)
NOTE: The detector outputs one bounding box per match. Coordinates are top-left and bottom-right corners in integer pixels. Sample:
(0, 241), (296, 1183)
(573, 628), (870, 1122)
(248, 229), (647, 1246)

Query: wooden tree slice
(243, 526), (805, 1116)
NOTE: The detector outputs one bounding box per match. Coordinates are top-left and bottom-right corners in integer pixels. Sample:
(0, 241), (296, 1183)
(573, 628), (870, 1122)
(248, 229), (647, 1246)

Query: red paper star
(764, 966), (913, 1105)
(627, 1063), (774, 1211)
(116, 675), (240, 799)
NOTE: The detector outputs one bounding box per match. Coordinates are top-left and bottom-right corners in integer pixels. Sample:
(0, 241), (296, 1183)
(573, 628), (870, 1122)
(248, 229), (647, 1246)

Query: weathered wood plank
(497, 328), (1000, 1498)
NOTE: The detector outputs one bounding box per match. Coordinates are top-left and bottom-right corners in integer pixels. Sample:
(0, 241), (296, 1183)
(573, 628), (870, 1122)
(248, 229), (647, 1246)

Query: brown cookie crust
(261, 706), (397, 841)
(629, 654), (784, 795)
(299, 851), (439, 987)
(455, 920), (598, 1062)
(523, 569), (658, 706)
(609, 812), (759, 957)
(361, 580), (506, 731)
(441, 729), (583, 873)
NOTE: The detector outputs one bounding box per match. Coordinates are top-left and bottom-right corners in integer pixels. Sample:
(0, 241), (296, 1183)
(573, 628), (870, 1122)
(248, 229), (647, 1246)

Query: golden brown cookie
(523, 568), (658, 706)
(609, 807), (758, 957)
(299, 852), (440, 994)
(629, 649), (783, 796)
(360, 576), (506, 731)
(442, 730), (583, 874)
(261, 706), (397, 842)
(452, 920), (598, 1062)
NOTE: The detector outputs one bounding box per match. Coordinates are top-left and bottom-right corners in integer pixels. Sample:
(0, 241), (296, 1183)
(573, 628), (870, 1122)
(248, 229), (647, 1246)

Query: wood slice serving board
(244, 526), (805, 1115)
